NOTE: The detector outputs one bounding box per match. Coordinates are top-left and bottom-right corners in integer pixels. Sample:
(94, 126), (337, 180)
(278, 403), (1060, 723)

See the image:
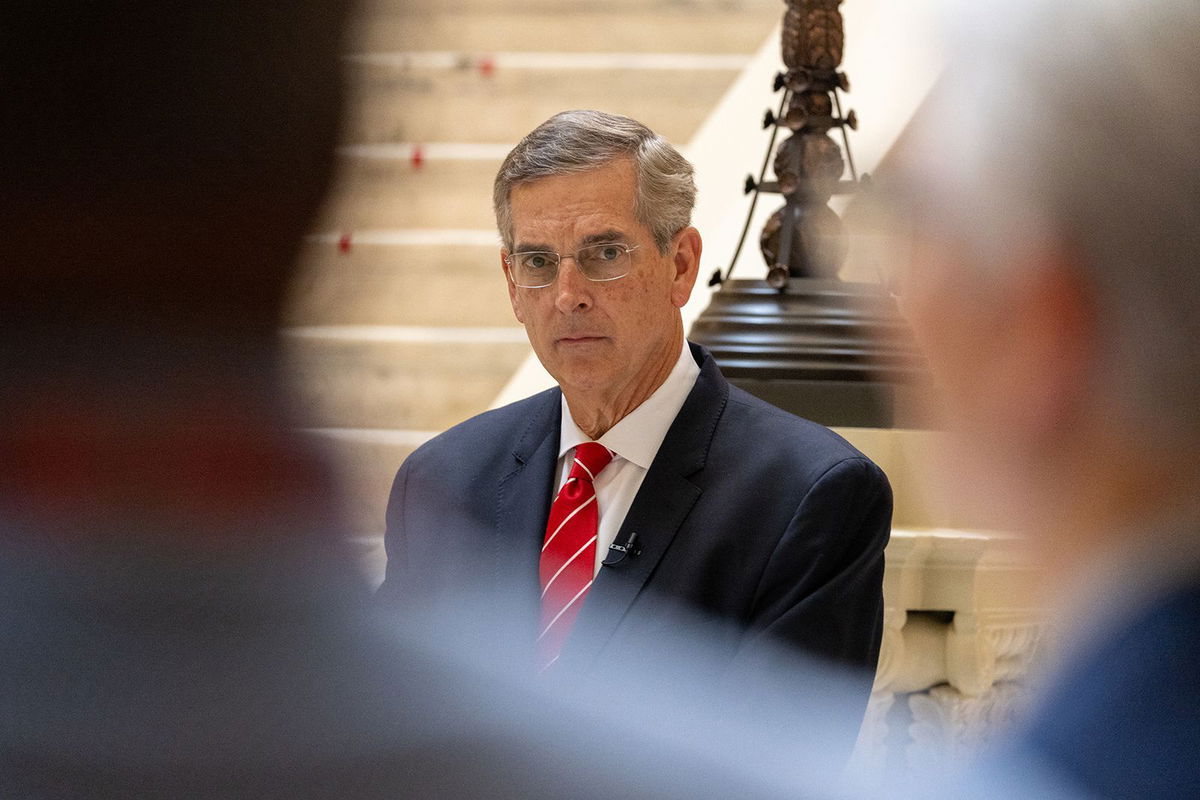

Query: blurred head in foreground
(0, 1), (354, 551)
(888, 0), (1200, 797)
(1, 3), (343, 344)
(896, 0), (1200, 573)
(0, 4), (860, 798)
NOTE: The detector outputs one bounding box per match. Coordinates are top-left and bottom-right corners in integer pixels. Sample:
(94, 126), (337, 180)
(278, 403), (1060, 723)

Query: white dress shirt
(555, 341), (701, 575)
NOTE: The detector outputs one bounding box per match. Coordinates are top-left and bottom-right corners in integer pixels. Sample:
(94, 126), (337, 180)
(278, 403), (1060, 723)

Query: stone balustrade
(856, 527), (1045, 768)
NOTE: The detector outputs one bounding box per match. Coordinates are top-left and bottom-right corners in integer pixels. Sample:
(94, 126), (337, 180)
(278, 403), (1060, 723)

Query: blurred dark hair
(0, 2), (352, 342)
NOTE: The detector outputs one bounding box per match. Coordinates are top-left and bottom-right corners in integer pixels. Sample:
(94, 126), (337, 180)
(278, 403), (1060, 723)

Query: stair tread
(343, 67), (736, 145)
(349, 5), (779, 54)
(288, 243), (516, 327)
(284, 337), (532, 430)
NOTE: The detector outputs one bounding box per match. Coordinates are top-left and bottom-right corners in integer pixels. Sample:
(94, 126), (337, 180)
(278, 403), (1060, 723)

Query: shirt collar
(558, 340), (701, 469)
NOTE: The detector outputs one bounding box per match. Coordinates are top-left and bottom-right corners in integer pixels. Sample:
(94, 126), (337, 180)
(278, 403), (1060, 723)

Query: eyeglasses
(504, 242), (640, 289)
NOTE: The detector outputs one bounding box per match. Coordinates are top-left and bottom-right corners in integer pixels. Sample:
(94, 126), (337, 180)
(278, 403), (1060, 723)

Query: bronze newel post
(691, 0), (930, 428)
(764, 0), (856, 286)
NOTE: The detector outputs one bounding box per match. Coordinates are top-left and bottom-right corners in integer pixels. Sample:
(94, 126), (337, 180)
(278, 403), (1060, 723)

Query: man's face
(897, 226), (1097, 533)
(895, 232), (1033, 530)
(502, 158), (699, 399)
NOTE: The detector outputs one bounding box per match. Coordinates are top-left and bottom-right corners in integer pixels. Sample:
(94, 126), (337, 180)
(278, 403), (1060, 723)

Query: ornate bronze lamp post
(691, 0), (929, 428)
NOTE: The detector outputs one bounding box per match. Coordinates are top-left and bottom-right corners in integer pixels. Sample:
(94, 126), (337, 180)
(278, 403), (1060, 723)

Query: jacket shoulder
(721, 384), (875, 464)
(402, 386), (560, 470)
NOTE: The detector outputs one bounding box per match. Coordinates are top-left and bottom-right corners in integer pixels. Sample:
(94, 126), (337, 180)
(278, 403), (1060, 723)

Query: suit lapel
(495, 389), (561, 631)
(563, 344), (730, 667)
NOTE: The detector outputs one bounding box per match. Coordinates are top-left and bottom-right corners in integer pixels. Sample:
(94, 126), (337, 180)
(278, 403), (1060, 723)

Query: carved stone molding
(877, 528), (1044, 696)
(856, 529), (1047, 767)
(907, 682), (1029, 766)
(946, 613), (1046, 697)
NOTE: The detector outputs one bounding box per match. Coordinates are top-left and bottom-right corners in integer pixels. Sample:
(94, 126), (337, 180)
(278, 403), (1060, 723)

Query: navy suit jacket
(1004, 576), (1200, 798)
(916, 575), (1200, 800)
(380, 343), (891, 688)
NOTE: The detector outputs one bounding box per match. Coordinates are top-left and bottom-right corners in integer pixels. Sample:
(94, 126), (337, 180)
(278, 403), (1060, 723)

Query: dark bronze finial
(690, 2), (932, 428)
(761, 0), (856, 285)
(706, 1), (861, 289)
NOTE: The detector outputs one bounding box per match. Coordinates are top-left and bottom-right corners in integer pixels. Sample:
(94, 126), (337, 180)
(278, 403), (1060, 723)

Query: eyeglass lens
(509, 243), (633, 287)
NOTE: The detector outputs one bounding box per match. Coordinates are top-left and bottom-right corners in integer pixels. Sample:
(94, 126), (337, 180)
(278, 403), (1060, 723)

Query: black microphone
(602, 530), (641, 567)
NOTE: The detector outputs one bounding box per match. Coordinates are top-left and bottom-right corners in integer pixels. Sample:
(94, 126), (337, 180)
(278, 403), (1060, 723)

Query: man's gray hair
(493, 110), (696, 254)
(903, 0), (1200, 442)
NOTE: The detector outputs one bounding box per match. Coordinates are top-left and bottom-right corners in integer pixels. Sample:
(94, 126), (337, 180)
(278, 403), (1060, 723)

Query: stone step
(342, 62), (738, 145)
(315, 156), (499, 231)
(359, 0), (776, 13)
(283, 335), (531, 430)
(287, 242), (515, 327)
(348, 4), (780, 55)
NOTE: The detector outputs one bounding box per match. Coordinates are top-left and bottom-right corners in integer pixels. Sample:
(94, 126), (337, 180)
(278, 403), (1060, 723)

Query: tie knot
(568, 442), (613, 483)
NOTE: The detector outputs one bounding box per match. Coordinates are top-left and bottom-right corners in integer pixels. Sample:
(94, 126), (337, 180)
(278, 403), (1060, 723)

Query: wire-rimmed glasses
(504, 242), (640, 289)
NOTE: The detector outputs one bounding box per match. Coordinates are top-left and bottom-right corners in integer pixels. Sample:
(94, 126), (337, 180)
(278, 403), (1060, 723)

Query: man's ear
(947, 245), (1096, 451)
(902, 235), (1094, 448)
(501, 251), (524, 324)
(670, 227), (702, 309)
(1003, 250), (1096, 440)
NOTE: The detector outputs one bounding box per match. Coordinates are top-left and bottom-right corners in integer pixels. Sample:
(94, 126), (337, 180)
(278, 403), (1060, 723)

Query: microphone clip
(602, 531), (641, 567)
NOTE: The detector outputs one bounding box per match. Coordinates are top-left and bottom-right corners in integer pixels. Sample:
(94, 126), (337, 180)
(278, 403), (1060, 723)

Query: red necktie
(536, 441), (613, 672)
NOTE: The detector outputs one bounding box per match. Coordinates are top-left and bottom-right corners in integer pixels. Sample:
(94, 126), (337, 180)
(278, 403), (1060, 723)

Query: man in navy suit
(380, 111), (892, 718)
(886, 1), (1200, 796)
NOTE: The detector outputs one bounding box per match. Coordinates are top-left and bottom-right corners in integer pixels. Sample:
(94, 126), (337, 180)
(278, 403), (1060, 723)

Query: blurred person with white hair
(885, 0), (1200, 797)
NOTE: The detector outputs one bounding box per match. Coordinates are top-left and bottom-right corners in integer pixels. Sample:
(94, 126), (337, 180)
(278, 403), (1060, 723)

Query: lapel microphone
(602, 530), (641, 567)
